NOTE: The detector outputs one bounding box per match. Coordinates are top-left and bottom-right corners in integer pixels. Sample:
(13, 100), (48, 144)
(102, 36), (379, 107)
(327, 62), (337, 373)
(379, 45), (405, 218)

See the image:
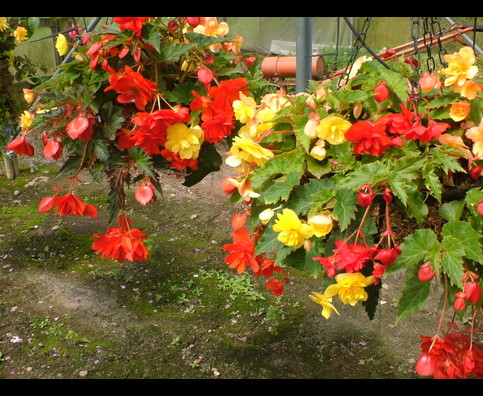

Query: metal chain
(430, 17), (448, 68)
(410, 17), (422, 123)
(338, 17), (372, 88)
(422, 17), (436, 73)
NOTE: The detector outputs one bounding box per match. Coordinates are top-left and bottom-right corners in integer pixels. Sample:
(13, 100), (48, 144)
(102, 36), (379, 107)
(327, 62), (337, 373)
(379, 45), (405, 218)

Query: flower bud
(454, 295), (466, 311)
(357, 184), (374, 207)
(197, 67), (213, 85)
(478, 199), (483, 216)
(259, 208), (275, 224)
(374, 248), (399, 266)
(374, 81), (389, 103)
(231, 213), (247, 230)
(418, 262), (436, 282)
(464, 281), (482, 303)
(415, 353), (435, 377)
(185, 17), (201, 28)
(382, 188), (393, 204)
(221, 177), (237, 195)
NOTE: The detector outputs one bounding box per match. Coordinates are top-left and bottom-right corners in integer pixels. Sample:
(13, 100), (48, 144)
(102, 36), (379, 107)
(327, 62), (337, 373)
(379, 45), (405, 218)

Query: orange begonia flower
(449, 101), (471, 122)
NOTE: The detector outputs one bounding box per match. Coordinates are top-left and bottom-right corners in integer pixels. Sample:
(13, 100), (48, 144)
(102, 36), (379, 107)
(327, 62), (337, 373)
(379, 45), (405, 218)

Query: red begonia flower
(6, 136), (34, 156)
(345, 120), (393, 156)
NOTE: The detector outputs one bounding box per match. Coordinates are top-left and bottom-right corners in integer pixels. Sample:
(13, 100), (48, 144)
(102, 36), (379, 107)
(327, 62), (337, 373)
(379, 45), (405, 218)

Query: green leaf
(378, 65), (409, 105)
(282, 248), (321, 276)
(422, 162), (442, 202)
(93, 140), (109, 161)
(333, 188), (357, 231)
(157, 41), (196, 63)
(442, 221), (483, 265)
(251, 149), (305, 190)
(389, 229), (440, 273)
(100, 102), (125, 140)
(391, 153), (425, 180)
(183, 143), (222, 187)
(263, 171), (302, 204)
(396, 269), (431, 323)
(255, 227), (283, 256)
(404, 188), (428, 226)
(306, 156), (332, 178)
(338, 161), (387, 190)
(141, 24), (161, 52)
(129, 147), (155, 178)
(441, 236), (465, 288)
(288, 178), (335, 216)
(439, 200), (465, 222)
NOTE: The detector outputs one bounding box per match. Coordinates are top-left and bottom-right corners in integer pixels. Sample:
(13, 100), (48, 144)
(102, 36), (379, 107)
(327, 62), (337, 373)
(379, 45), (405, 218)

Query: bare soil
(0, 155), (448, 380)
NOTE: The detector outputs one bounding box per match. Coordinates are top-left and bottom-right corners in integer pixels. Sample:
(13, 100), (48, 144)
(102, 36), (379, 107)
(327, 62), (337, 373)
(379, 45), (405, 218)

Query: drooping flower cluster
(416, 330), (483, 379)
(222, 43), (482, 378)
(92, 213), (149, 263)
(6, 17), (262, 264)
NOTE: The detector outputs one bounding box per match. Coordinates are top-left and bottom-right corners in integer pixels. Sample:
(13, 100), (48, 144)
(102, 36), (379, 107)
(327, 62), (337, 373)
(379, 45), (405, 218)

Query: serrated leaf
(263, 171), (302, 204)
(100, 102), (125, 140)
(251, 149), (305, 190)
(288, 178), (335, 216)
(439, 200), (465, 222)
(396, 270), (431, 323)
(93, 140), (109, 161)
(141, 24), (161, 52)
(391, 154), (425, 179)
(422, 162), (442, 202)
(442, 221), (483, 265)
(388, 229), (440, 273)
(338, 161), (387, 190)
(255, 227), (283, 256)
(183, 143), (222, 187)
(333, 188), (357, 231)
(405, 188), (428, 226)
(157, 41), (196, 63)
(441, 236), (465, 288)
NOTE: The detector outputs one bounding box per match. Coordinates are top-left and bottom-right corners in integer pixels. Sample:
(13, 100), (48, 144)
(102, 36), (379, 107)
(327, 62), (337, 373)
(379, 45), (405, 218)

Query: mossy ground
(0, 157), (443, 380)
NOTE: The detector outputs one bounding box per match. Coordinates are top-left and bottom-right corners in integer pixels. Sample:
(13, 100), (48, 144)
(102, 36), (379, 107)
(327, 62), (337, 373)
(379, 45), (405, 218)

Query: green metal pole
(296, 17), (312, 93)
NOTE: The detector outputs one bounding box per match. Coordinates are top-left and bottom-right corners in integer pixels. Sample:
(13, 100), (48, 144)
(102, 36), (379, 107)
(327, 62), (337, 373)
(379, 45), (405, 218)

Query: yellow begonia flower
(55, 33), (69, 56)
(233, 93), (257, 124)
(308, 213), (333, 237)
(273, 208), (313, 249)
(309, 291), (339, 319)
(165, 123), (204, 159)
(324, 272), (375, 306)
(466, 121), (483, 159)
(315, 115), (351, 145)
(227, 132), (274, 167)
(20, 110), (34, 130)
(0, 17), (9, 32)
(441, 46), (478, 91)
(13, 26), (28, 43)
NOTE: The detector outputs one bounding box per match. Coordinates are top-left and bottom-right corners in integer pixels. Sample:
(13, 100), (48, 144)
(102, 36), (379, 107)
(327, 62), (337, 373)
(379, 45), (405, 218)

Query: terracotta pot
(261, 56), (325, 79)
